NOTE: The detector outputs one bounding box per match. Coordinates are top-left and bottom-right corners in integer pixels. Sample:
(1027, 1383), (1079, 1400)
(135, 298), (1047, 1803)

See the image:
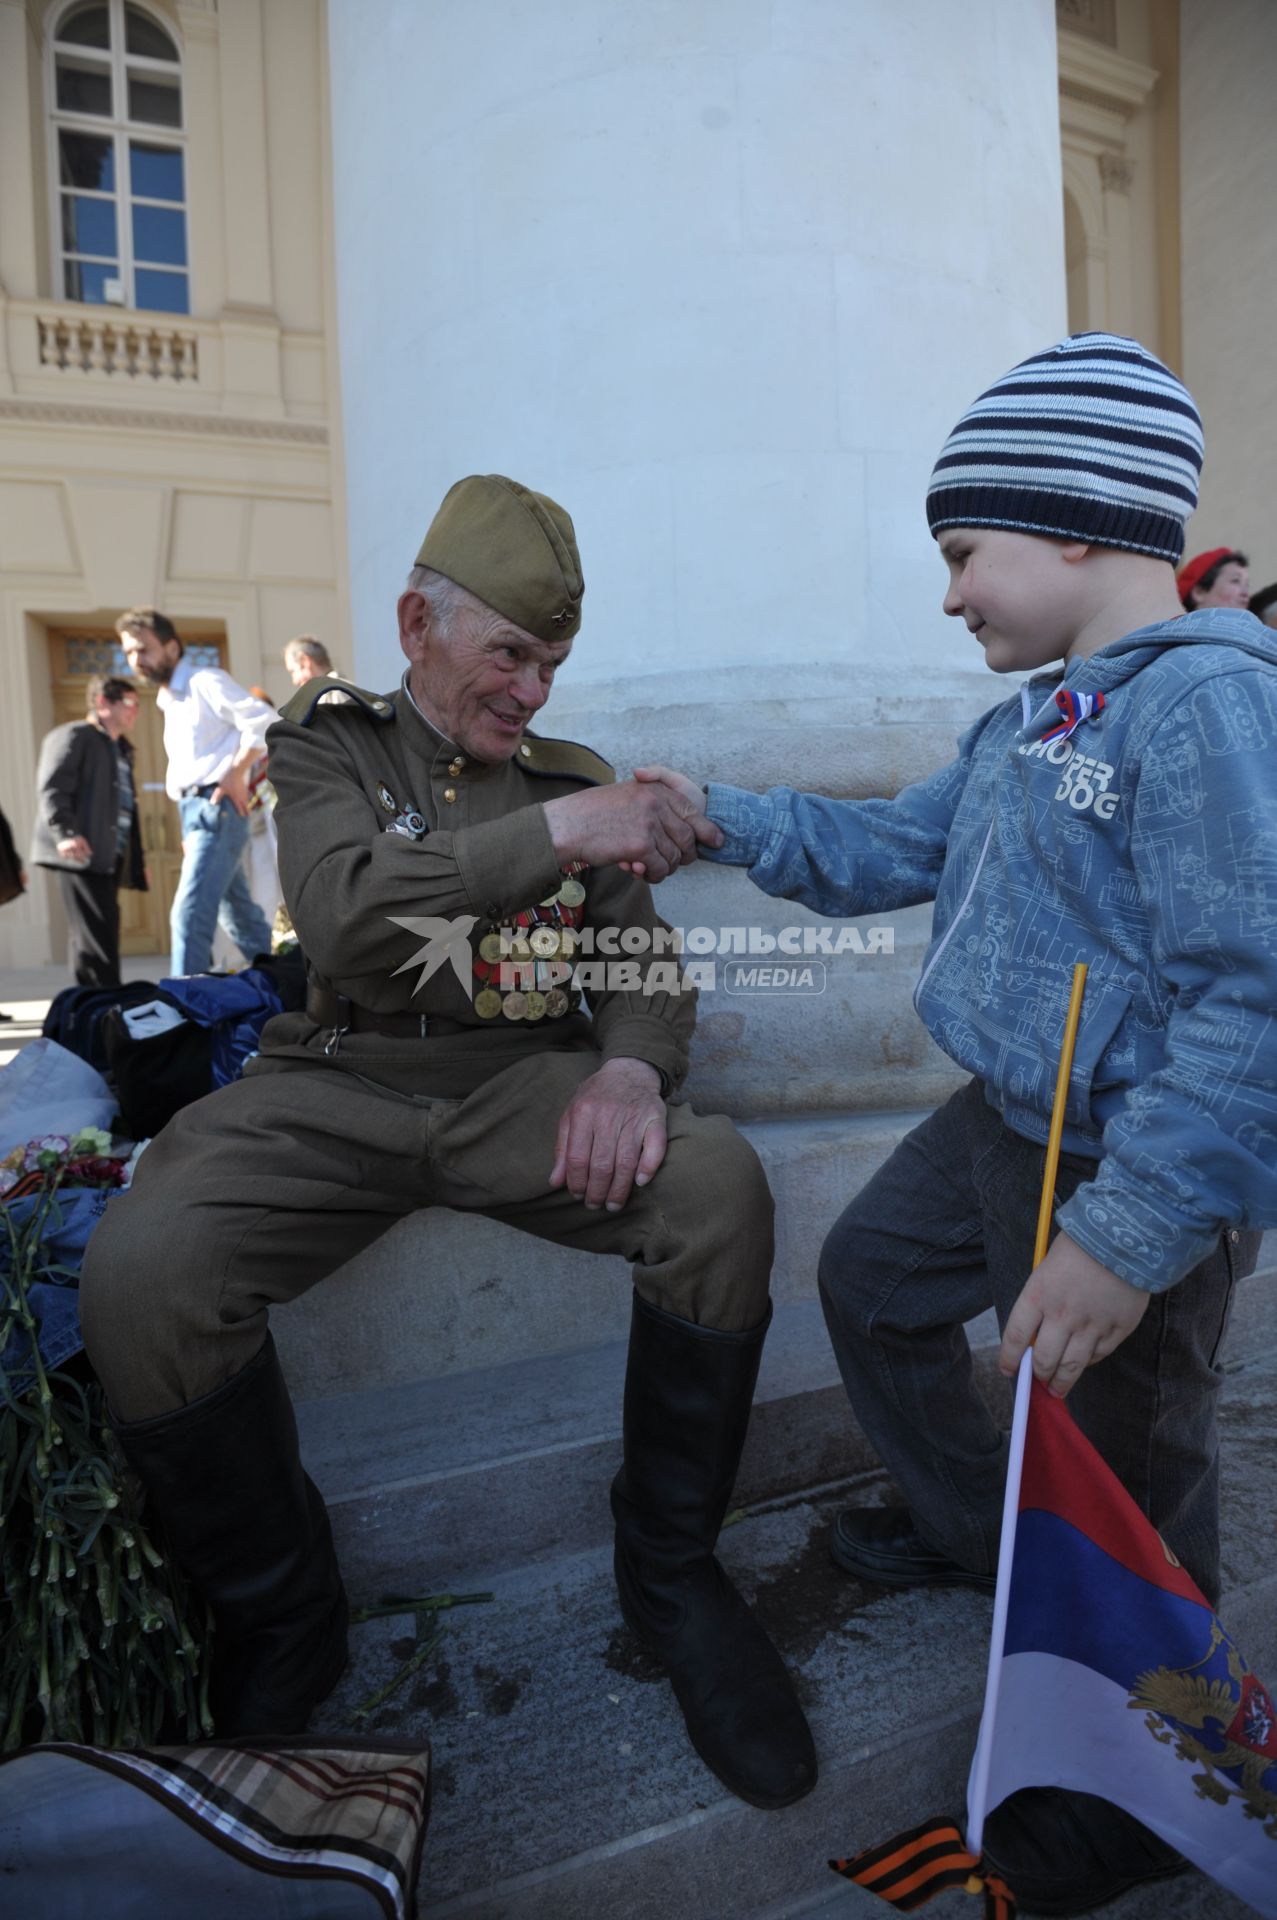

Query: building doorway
(47, 624), (229, 956)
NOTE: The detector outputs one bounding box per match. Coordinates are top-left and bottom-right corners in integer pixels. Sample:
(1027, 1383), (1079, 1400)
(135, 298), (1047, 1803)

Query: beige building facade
(0, 0), (347, 965)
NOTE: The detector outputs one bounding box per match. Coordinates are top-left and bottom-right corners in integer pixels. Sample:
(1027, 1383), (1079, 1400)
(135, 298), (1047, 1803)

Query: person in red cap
(1176, 546), (1250, 608)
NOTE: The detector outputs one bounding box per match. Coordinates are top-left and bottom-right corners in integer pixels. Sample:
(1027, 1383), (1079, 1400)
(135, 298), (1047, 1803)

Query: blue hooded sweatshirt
(704, 608), (1277, 1292)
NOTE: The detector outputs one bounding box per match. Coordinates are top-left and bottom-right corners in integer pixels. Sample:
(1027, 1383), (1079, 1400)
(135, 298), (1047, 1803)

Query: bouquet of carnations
(1, 1129), (210, 1749)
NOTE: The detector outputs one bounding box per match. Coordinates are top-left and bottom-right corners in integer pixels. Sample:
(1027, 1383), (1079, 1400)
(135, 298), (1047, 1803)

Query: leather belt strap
(306, 978), (467, 1040)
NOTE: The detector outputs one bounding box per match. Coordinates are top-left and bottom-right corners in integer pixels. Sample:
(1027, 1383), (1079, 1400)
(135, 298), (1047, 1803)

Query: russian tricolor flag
(967, 1353), (1277, 1915)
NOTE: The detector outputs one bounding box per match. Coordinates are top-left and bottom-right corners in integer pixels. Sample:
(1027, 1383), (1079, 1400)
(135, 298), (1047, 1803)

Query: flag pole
(966, 961), (1088, 1856)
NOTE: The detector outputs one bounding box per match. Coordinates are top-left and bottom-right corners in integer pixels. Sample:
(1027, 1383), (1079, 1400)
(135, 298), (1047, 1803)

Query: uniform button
(443, 787), (457, 804)
(448, 757), (466, 775)
(1229, 1230), (1240, 1243)
(519, 743), (532, 758)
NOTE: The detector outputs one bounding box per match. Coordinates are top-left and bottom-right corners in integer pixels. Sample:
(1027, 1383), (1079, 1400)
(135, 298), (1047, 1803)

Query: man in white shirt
(116, 608), (275, 975)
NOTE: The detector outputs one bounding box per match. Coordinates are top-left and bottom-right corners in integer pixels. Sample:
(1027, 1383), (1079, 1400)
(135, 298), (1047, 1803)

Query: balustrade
(35, 310), (199, 384)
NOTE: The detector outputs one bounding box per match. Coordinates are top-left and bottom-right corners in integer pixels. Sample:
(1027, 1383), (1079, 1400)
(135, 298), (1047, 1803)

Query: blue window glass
(56, 54), (113, 117)
(134, 267), (188, 314)
(57, 4), (110, 49)
(127, 71), (180, 128)
(64, 259), (117, 304)
(59, 129), (115, 191)
(61, 194), (118, 258)
(129, 142), (183, 202)
(125, 7), (178, 60)
(132, 203), (186, 266)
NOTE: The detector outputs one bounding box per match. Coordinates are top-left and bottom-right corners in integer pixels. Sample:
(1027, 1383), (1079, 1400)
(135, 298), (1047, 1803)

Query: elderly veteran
(80, 475), (815, 1812)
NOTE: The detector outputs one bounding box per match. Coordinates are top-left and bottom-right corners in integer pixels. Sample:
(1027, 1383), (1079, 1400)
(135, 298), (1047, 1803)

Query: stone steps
(295, 1261), (1277, 1919)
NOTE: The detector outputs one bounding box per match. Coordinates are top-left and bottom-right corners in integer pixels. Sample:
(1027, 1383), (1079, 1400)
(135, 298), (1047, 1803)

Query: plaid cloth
(0, 1737), (430, 1920)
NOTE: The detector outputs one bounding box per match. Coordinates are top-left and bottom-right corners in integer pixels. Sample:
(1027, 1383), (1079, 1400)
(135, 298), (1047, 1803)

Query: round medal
(474, 989), (502, 1019)
(376, 782), (397, 813)
(544, 988), (569, 1019)
(501, 991), (529, 1020)
(557, 878), (586, 908)
(479, 932), (505, 963)
(530, 926), (560, 958)
(524, 990), (548, 1021)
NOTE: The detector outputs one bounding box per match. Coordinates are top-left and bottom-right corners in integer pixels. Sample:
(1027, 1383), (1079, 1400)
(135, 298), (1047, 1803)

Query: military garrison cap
(415, 475), (584, 644)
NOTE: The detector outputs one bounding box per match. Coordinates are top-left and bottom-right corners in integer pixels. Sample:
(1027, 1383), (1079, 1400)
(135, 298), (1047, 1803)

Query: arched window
(47, 0), (189, 314)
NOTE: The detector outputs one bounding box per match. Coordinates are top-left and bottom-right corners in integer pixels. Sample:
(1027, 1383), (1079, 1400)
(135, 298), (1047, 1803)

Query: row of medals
(472, 863), (588, 1023)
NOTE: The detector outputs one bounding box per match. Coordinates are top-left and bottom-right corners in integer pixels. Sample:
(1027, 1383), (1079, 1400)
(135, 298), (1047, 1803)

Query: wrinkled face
(286, 650), (322, 687)
(119, 626), (180, 686)
(398, 592), (572, 762)
(938, 527), (1084, 673)
(1192, 560), (1250, 609)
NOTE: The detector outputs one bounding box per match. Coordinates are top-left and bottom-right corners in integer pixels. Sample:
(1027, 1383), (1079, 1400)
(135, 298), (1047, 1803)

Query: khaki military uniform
(81, 678), (773, 1422)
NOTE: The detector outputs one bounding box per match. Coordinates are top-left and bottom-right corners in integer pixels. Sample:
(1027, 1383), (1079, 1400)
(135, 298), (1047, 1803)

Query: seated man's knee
(676, 1115), (774, 1256)
(643, 1116), (773, 1330)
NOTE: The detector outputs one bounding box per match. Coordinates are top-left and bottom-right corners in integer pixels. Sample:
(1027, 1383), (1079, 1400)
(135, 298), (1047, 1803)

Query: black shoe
(830, 1506), (997, 1592)
(112, 1335), (349, 1737)
(611, 1294), (817, 1811)
(981, 1788), (1187, 1915)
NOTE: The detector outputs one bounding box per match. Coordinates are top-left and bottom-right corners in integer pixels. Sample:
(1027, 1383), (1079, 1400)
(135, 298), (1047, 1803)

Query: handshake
(542, 765), (724, 882)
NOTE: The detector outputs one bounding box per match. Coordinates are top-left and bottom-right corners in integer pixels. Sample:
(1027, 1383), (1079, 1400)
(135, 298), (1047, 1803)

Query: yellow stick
(1031, 961), (1089, 1271)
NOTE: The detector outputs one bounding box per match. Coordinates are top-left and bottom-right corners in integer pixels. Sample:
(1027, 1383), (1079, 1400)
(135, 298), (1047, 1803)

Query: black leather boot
(112, 1335), (349, 1737)
(610, 1293), (817, 1809)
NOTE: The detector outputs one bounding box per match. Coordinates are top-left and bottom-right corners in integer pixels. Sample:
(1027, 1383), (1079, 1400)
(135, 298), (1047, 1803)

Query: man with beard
(116, 609), (274, 973)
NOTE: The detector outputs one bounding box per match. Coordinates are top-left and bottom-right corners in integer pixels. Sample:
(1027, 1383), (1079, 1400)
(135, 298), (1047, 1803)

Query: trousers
(817, 1078), (1260, 1604)
(58, 865), (121, 988)
(171, 793), (272, 976)
(80, 1048), (774, 1422)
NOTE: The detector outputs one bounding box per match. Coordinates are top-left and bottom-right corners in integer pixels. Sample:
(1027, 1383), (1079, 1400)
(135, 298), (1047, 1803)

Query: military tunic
(258, 676), (695, 1099)
(80, 677), (773, 1422)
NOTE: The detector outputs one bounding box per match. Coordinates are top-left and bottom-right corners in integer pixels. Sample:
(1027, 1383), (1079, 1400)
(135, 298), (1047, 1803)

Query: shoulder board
(276, 677), (395, 728)
(516, 733), (615, 787)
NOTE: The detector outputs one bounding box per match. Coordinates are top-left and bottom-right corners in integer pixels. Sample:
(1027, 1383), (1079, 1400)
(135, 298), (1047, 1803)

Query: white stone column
(326, 0), (1068, 1120)
(330, 0), (1063, 705)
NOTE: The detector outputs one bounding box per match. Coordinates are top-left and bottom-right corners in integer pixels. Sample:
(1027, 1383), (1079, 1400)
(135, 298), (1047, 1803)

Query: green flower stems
(1, 1173), (212, 1750)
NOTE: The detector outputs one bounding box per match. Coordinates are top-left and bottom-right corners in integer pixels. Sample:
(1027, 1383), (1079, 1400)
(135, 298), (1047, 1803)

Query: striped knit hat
(926, 332), (1203, 564)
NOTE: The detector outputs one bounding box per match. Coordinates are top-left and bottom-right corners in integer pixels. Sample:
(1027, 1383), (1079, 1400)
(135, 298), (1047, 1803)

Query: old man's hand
(543, 777), (721, 882)
(549, 1057), (667, 1211)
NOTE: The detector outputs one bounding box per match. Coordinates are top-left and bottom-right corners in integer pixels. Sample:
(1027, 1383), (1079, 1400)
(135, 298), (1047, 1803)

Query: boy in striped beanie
(650, 331), (1277, 1912)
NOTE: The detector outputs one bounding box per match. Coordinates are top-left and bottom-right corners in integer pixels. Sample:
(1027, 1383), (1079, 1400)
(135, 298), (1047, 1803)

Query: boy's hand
(1000, 1231), (1150, 1398)
(617, 765), (724, 875)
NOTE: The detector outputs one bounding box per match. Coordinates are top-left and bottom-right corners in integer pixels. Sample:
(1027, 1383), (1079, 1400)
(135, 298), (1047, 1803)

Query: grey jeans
(817, 1079), (1260, 1605)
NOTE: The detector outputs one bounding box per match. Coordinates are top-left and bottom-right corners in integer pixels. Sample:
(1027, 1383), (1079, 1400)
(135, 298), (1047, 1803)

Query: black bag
(42, 982), (163, 1074)
(101, 1004), (213, 1141)
(247, 947), (308, 1013)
